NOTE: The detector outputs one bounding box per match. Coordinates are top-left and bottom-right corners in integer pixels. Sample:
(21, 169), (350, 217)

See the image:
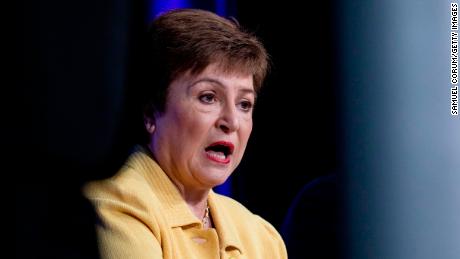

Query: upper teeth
(207, 150), (226, 159)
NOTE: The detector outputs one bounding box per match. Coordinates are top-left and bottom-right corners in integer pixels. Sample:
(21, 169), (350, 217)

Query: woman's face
(148, 64), (255, 191)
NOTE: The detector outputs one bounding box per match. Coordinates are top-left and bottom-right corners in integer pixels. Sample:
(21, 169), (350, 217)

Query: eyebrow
(188, 77), (257, 97)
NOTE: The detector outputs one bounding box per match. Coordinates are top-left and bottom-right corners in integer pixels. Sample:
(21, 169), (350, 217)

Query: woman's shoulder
(82, 165), (155, 212)
(82, 147), (164, 204)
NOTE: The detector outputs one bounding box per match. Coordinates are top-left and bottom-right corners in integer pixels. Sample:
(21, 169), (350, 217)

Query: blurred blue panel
(339, 0), (460, 258)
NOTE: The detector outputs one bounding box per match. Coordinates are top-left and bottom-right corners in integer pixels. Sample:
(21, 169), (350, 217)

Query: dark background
(15, 0), (459, 258)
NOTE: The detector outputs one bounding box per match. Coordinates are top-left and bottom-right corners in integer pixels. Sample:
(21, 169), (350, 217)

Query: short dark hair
(143, 8), (269, 116)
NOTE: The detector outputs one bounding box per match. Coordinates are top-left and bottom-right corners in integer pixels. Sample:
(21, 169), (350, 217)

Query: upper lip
(205, 141), (235, 156)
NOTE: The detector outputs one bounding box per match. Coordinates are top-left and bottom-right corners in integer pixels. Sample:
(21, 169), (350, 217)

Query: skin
(145, 63), (255, 224)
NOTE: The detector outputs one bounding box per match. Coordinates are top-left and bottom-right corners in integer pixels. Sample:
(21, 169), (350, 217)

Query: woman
(84, 9), (287, 259)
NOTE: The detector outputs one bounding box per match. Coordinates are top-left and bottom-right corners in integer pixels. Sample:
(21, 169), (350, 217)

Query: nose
(216, 103), (239, 133)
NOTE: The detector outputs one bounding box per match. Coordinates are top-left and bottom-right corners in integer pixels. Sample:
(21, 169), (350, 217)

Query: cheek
(176, 109), (213, 140)
(239, 119), (253, 146)
(245, 123), (253, 140)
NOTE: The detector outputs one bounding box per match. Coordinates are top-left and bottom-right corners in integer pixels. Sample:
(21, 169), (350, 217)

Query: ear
(144, 115), (156, 134)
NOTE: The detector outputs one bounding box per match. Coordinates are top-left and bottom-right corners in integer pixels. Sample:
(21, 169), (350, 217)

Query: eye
(238, 100), (253, 112)
(199, 92), (217, 104)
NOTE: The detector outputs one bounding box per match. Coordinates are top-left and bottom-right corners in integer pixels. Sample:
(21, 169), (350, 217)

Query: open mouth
(205, 141), (234, 164)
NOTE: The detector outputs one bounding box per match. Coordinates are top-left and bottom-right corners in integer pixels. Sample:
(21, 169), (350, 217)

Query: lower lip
(205, 152), (231, 164)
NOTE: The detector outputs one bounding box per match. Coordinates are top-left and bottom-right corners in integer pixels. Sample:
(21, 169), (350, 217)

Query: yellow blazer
(83, 146), (287, 259)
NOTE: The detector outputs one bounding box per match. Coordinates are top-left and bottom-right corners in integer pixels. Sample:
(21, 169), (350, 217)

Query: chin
(202, 171), (231, 187)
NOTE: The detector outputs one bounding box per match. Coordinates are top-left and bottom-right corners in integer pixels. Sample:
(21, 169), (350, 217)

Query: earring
(144, 117), (156, 133)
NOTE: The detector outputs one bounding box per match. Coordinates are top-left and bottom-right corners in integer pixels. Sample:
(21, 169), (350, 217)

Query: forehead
(171, 63), (255, 92)
(190, 64), (254, 85)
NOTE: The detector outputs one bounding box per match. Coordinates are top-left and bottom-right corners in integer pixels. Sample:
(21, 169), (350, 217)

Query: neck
(186, 194), (209, 224)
